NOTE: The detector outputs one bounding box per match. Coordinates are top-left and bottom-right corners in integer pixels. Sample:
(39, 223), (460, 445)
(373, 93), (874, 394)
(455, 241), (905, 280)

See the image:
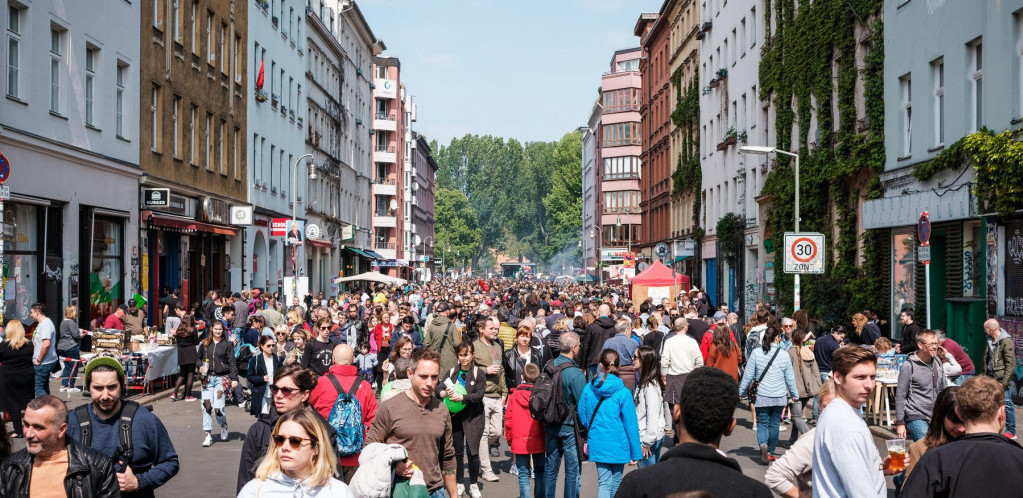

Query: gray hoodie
(895, 352), (946, 425)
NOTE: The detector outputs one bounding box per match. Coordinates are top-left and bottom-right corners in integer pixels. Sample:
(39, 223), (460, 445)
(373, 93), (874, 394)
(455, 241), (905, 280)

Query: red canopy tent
(631, 260), (690, 304)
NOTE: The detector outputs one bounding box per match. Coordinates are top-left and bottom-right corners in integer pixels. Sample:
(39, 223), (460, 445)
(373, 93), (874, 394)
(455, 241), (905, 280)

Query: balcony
(602, 138), (642, 147)
(372, 181), (397, 196)
(374, 112), (397, 131)
(373, 247), (397, 260)
(602, 103), (641, 114)
(373, 211), (397, 228)
(374, 145), (396, 163)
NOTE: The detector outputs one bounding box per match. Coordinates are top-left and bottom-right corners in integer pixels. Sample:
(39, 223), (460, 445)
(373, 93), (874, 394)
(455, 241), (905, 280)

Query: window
(85, 47), (97, 126)
(1017, 12), (1023, 118)
(233, 127), (240, 179)
(968, 39), (983, 131)
(7, 4), (21, 98)
(191, 1), (198, 53)
(376, 66), (387, 79)
(50, 27), (65, 114)
(171, 95), (181, 157)
(151, 84), (162, 152)
(152, 0), (162, 27)
(205, 112), (213, 169)
(234, 34), (242, 82)
(219, 23), (227, 74)
(932, 59), (944, 146)
(190, 104), (197, 163)
(603, 156), (642, 180)
(750, 7), (757, 46)
(601, 123), (641, 147)
(740, 18), (746, 53)
(115, 63), (127, 138)
(173, 0), (181, 41)
(900, 74), (911, 157)
(219, 119), (226, 173)
(206, 11), (214, 64)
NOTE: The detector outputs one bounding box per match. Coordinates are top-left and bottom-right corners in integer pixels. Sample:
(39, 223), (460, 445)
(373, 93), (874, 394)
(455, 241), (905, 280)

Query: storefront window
(892, 232), (917, 339)
(90, 216), (124, 327)
(3, 204), (39, 321)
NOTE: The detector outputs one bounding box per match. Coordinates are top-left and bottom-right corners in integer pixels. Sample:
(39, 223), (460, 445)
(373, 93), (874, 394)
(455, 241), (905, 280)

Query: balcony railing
(374, 241), (396, 250)
(375, 112), (396, 121)
(375, 145), (396, 153)
(373, 177), (396, 184)
(374, 209), (397, 217)
(603, 138), (642, 147)
(602, 103), (641, 114)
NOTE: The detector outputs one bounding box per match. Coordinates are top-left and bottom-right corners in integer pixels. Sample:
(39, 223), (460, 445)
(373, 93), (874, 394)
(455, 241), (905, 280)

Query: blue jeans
(594, 463), (624, 498)
(516, 453), (545, 498)
(1006, 388), (1017, 436)
(755, 405), (784, 454)
(544, 428), (579, 498)
(34, 362), (55, 396)
(637, 438), (662, 468)
(952, 373), (973, 386)
(906, 419), (929, 442)
(429, 489), (448, 498)
(60, 346), (80, 388)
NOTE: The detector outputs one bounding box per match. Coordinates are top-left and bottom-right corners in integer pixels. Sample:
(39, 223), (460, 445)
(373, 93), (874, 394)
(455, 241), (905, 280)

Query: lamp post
(591, 226), (603, 285)
(739, 145), (800, 311)
(291, 153), (315, 302)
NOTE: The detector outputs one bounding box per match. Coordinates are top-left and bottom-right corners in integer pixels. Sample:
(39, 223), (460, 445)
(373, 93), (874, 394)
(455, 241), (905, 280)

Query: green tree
(434, 188), (481, 269)
(540, 131), (583, 264)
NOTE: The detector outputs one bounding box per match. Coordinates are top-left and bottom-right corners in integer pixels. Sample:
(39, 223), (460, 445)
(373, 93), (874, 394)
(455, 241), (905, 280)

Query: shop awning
(142, 211), (238, 236)
(365, 250), (386, 260)
(346, 247), (375, 259)
(307, 239), (333, 249)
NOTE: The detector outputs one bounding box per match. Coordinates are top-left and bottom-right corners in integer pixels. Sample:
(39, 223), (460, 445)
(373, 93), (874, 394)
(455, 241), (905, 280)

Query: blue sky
(357, 0), (664, 146)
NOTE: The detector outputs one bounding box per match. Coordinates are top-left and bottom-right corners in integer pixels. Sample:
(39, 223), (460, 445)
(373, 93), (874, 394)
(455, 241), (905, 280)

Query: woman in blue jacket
(738, 324), (800, 465)
(578, 349), (642, 498)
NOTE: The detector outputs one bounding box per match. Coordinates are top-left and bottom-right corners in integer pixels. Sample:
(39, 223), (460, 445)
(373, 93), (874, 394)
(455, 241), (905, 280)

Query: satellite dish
(414, 235), (421, 246)
(411, 182), (419, 192)
(389, 199), (398, 210)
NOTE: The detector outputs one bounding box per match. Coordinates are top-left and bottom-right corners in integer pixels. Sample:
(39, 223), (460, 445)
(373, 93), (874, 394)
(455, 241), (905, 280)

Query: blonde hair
(286, 310), (303, 326)
(873, 337), (893, 354)
(255, 406), (337, 486)
(64, 305), (78, 320)
(818, 377), (836, 404)
(4, 320), (28, 349)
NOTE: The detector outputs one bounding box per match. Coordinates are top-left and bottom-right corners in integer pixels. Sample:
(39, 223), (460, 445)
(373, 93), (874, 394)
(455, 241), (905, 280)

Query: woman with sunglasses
(238, 406), (352, 497)
(302, 318), (337, 376)
(238, 364), (341, 492)
(382, 336), (415, 385)
(248, 335), (283, 416)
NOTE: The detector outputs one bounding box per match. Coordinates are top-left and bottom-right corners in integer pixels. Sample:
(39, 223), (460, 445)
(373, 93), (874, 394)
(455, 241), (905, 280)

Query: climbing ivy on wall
(671, 68), (703, 237)
(757, 0), (885, 323)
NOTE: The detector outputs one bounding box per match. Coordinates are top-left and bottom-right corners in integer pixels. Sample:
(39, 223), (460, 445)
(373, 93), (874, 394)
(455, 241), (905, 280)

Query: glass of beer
(886, 438), (907, 472)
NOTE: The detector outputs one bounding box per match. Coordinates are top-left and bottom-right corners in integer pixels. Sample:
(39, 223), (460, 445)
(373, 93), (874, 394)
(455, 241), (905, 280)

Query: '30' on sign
(783, 233), (825, 274)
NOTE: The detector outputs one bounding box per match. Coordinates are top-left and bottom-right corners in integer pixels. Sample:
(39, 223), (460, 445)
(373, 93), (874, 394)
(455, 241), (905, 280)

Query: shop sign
(600, 248), (628, 261)
(673, 238), (696, 258)
(200, 197), (229, 224)
(142, 188), (171, 208)
(375, 260), (401, 267)
(306, 223), (322, 240)
(341, 225), (354, 241)
(230, 205), (253, 225)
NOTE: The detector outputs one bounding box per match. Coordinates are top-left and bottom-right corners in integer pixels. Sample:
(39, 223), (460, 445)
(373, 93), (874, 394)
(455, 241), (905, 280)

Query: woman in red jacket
(505, 363), (545, 498)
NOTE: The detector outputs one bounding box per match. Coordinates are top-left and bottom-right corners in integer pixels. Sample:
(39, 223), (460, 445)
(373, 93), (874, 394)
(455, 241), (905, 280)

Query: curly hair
(678, 367), (739, 444)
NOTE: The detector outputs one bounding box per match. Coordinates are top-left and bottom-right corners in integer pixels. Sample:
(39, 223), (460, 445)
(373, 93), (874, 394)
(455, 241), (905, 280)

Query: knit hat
(84, 356), (126, 390)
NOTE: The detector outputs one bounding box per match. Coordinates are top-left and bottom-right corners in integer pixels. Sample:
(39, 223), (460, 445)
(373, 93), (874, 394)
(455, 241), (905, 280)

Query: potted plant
(724, 127), (737, 145)
(737, 130), (748, 144)
(716, 68), (727, 78)
(272, 16), (279, 27)
(255, 89), (267, 102)
(271, 94), (279, 107)
(297, 116), (303, 126)
(289, 109), (296, 120)
(256, 0), (268, 11)
(281, 105), (287, 115)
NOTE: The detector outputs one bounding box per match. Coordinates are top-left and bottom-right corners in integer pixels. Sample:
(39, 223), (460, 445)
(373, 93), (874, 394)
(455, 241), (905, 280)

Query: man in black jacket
(902, 375), (1023, 497)
(582, 304), (616, 379)
(616, 367), (772, 498)
(1, 395), (119, 498)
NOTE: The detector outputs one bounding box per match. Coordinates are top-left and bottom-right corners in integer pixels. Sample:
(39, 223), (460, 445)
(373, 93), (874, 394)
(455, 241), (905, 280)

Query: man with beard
(66, 357), (179, 497)
(425, 300), (461, 373)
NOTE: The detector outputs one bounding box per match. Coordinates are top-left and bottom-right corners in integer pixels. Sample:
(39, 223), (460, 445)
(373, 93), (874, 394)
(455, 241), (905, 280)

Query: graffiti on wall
(69, 262), (80, 308)
(987, 220), (999, 316)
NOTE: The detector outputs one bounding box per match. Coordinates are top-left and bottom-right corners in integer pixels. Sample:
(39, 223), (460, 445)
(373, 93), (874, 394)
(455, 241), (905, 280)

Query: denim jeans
(1006, 387), (1017, 436)
(594, 463), (624, 498)
(906, 419), (929, 442)
(516, 453), (545, 498)
(544, 428), (579, 498)
(60, 346), (81, 388)
(952, 373), (973, 386)
(201, 375), (228, 431)
(755, 405), (784, 454)
(637, 438), (662, 468)
(428, 489), (448, 498)
(34, 362), (56, 396)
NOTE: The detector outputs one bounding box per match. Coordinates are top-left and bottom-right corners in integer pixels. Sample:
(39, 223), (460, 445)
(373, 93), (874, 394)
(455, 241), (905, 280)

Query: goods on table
(91, 329), (125, 355)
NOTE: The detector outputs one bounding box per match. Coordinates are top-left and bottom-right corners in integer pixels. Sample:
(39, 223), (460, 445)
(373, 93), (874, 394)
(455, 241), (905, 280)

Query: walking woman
(785, 328), (822, 446)
(284, 328), (307, 366)
(438, 341), (486, 498)
(633, 345), (665, 468)
(0, 320), (34, 438)
(578, 349), (642, 498)
(738, 325), (800, 464)
(503, 326), (546, 390)
(172, 313), (201, 401)
(237, 406), (352, 498)
(199, 319), (238, 447)
(57, 305), (82, 392)
(248, 334), (283, 416)
(705, 320), (742, 382)
(382, 336), (414, 385)
(372, 310), (395, 388)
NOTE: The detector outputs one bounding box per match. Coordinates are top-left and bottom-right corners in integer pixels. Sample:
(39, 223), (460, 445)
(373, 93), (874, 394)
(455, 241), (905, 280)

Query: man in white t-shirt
(813, 346), (899, 497)
(30, 302), (59, 396)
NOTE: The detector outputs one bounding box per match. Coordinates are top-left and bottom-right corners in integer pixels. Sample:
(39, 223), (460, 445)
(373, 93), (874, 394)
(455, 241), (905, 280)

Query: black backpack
(529, 360), (575, 426)
(76, 400), (139, 466)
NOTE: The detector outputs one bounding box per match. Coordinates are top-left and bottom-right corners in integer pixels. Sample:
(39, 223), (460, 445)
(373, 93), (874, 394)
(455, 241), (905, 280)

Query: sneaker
(759, 445), (770, 465)
(480, 471), (499, 482)
(530, 469), (535, 479)
(202, 433), (213, 447)
(509, 466), (519, 476)
(66, 387), (81, 393)
(779, 425), (788, 432)
(59, 387), (67, 392)
(468, 484), (482, 498)
(457, 484), (465, 497)
(221, 426), (229, 441)
(185, 396), (197, 402)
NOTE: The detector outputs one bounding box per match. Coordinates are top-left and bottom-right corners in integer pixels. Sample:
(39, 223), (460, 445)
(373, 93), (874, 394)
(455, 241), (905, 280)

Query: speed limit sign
(783, 232), (825, 274)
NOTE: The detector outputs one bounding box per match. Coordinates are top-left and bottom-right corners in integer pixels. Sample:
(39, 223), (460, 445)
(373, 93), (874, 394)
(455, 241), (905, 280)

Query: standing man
(31, 302), (59, 396)
(602, 318), (639, 391)
(543, 331), (587, 498)
(473, 316), (506, 482)
(983, 318), (1017, 437)
(896, 310), (921, 355)
(901, 375), (1023, 496)
(582, 304), (616, 379)
(347, 307), (369, 350)
(123, 299), (147, 337)
(232, 292), (250, 341)
(813, 347), (899, 497)
(424, 301), (460, 374)
(685, 306), (709, 343)
(309, 344), (377, 483)
(0, 395), (119, 498)
(67, 357), (180, 497)
(894, 329), (946, 441)
(366, 349), (457, 498)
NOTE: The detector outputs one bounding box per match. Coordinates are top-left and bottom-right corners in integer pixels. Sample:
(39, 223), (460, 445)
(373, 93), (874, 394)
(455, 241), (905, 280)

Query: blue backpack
(325, 374), (364, 457)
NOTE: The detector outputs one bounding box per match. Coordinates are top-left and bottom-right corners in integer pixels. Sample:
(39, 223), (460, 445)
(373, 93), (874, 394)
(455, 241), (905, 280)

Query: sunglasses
(269, 385), (301, 398)
(318, 325), (330, 330)
(272, 434), (315, 449)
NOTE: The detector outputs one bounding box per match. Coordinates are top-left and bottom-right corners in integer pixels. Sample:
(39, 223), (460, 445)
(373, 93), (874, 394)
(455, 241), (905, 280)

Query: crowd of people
(1, 276), (1023, 497)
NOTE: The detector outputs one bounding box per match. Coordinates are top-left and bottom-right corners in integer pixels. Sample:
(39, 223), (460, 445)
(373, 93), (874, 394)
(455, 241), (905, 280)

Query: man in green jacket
(983, 318), (1017, 436)
(424, 301), (460, 374)
(473, 316), (507, 482)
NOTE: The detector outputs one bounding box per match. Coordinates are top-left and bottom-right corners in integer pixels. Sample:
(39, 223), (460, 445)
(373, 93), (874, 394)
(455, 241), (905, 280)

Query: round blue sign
(917, 213), (931, 245)
(0, 151), (9, 184)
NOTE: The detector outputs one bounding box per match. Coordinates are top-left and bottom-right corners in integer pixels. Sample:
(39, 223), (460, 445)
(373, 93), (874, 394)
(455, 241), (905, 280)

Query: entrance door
(706, 258), (717, 307)
(928, 235), (948, 330)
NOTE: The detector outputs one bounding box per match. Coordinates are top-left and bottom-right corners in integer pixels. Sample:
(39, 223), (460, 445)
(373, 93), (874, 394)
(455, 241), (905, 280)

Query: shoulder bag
(748, 348), (781, 404)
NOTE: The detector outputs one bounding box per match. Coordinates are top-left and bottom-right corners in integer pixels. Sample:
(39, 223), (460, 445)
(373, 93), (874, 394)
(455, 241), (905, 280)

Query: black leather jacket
(1, 439), (120, 498)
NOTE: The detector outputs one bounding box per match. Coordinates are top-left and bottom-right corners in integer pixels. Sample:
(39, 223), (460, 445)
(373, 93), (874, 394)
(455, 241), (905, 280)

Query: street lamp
(291, 153), (315, 302)
(591, 226), (603, 285)
(739, 145), (800, 311)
